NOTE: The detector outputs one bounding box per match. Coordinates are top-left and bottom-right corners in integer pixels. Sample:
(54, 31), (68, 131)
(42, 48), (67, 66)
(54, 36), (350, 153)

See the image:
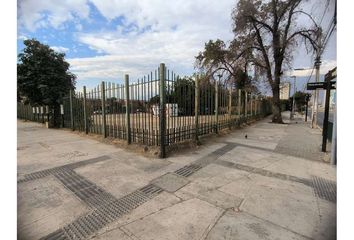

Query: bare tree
(195, 39), (257, 91)
(232, 0), (319, 123)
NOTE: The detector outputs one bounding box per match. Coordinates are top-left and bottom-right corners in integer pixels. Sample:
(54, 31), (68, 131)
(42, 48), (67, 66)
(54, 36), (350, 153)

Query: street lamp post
(290, 76), (296, 120)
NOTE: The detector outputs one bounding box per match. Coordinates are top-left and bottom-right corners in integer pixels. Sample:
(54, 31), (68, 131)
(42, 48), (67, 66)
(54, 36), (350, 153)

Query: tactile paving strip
(139, 184), (164, 197)
(194, 143), (238, 167)
(174, 164), (202, 177)
(41, 187), (161, 240)
(38, 143), (238, 240)
(18, 156), (111, 183)
(54, 170), (117, 209)
(312, 176), (336, 203)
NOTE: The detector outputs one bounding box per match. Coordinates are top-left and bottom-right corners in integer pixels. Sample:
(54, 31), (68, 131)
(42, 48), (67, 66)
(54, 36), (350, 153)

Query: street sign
(307, 81), (336, 90)
(307, 82), (325, 90)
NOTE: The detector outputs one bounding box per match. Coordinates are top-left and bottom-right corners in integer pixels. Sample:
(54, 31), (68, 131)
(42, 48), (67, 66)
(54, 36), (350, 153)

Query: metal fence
(17, 103), (50, 124)
(17, 63), (272, 157)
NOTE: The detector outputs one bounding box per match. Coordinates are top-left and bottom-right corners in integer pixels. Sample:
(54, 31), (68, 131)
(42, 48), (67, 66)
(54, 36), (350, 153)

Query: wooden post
(101, 81), (107, 138)
(125, 75), (131, 144)
(159, 63), (166, 158)
(215, 80), (219, 133)
(69, 89), (74, 130)
(195, 75), (199, 142)
(83, 86), (88, 134)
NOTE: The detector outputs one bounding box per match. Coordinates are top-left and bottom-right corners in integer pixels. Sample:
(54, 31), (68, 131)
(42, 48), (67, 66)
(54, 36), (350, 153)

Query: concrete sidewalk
(17, 112), (336, 240)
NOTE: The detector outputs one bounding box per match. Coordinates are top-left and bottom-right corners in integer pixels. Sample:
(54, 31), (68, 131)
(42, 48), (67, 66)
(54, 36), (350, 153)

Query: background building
(280, 82), (291, 100)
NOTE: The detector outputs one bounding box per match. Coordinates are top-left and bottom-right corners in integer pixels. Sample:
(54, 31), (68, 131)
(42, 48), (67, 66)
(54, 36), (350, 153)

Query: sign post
(321, 68), (337, 152)
(307, 68), (336, 152)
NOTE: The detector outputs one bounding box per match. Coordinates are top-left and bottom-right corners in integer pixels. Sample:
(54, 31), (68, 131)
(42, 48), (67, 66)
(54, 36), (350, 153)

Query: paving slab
(188, 163), (246, 182)
(175, 180), (243, 210)
(240, 174), (321, 238)
(17, 176), (89, 240)
(218, 175), (255, 199)
(151, 173), (190, 193)
(94, 192), (182, 239)
(75, 159), (154, 199)
(263, 155), (313, 179)
(218, 146), (276, 169)
(122, 198), (223, 240)
(206, 211), (310, 240)
(94, 227), (134, 240)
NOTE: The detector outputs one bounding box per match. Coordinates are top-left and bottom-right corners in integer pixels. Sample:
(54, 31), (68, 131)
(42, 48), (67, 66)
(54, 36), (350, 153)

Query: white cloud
(284, 59), (337, 77)
(51, 46), (69, 53)
(18, 0), (90, 31)
(68, 0), (235, 83)
(17, 35), (28, 40)
(19, 0), (336, 87)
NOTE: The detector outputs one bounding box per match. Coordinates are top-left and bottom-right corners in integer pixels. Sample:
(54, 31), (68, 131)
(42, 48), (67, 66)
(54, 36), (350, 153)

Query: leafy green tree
(17, 39), (76, 126)
(290, 91), (309, 112)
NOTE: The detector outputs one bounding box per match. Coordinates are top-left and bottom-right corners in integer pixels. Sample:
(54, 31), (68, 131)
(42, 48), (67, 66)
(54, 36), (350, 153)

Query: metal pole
(311, 58), (321, 128)
(125, 75), (131, 144)
(330, 92), (336, 165)
(195, 75), (199, 142)
(159, 63), (166, 158)
(305, 97), (309, 122)
(215, 77), (219, 133)
(322, 76), (331, 152)
(69, 89), (74, 131)
(83, 86), (88, 134)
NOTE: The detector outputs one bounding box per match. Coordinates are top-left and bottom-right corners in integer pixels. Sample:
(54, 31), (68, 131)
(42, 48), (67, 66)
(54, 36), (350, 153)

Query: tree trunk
(49, 103), (61, 128)
(271, 84), (283, 123)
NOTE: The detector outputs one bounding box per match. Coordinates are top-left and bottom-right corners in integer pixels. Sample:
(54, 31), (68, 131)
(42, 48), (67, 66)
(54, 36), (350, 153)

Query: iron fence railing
(17, 63), (272, 157)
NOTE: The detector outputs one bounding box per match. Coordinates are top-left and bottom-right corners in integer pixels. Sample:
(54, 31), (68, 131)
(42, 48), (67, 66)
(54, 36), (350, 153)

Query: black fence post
(159, 63), (166, 158)
(195, 74), (199, 142)
(125, 74), (131, 144)
(101, 81), (107, 138)
(83, 86), (88, 134)
(69, 89), (74, 131)
(215, 80), (219, 133)
(322, 76), (332, 152)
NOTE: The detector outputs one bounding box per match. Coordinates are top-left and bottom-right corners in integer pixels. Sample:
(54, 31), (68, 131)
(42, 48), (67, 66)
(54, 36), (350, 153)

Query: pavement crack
(200, 208), (227, 240)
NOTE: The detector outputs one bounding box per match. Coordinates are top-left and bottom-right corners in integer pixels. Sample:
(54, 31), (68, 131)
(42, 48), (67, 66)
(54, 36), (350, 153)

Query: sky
(17, 0), (337, 93)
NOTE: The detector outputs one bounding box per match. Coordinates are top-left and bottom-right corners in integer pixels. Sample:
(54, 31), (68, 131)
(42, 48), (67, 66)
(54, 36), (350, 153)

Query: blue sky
(17, 0), (336, 94)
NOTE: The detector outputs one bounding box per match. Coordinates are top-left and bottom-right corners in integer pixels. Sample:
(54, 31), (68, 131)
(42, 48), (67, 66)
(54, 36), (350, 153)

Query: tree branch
(252, 21), (273, 85)
(246, 15), (274, 33)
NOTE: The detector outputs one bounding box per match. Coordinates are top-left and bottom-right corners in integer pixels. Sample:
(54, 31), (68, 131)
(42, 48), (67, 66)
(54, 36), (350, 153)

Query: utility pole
(311, 57), (321, 128)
